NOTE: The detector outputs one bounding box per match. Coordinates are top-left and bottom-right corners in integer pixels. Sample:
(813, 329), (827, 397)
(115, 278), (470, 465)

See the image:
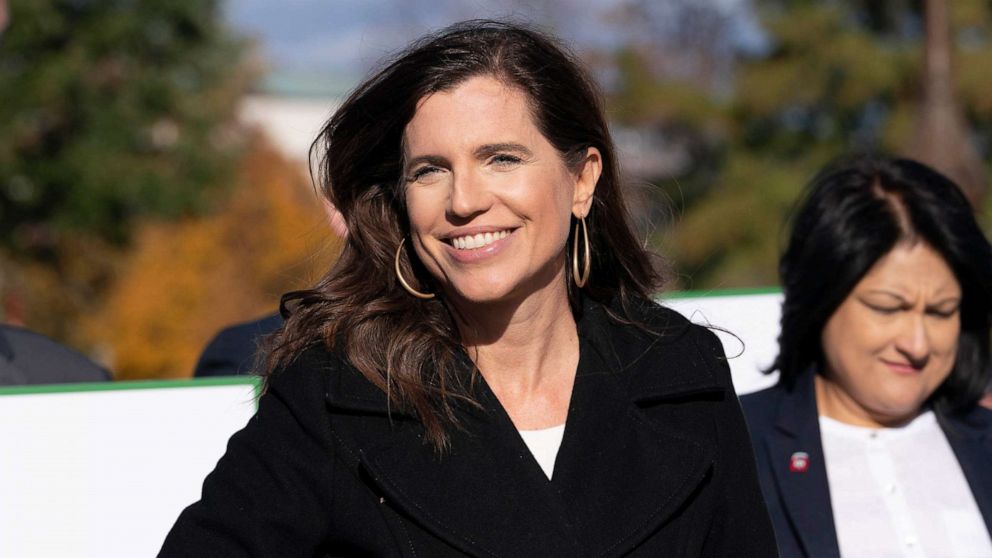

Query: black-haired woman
(742, 156), (992, 558)
(159, 20), (776, 557)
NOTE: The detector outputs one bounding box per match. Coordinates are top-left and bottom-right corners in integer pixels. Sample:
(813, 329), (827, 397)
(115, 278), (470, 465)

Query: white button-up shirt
(820, 411), (992, 557)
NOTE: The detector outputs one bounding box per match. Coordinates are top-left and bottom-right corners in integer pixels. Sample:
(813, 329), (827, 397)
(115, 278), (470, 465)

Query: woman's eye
(490, 154), (523, 168)
(927, 307), (959, 319)
(408, 166), (443, 183)
(867, 304), (901, 315)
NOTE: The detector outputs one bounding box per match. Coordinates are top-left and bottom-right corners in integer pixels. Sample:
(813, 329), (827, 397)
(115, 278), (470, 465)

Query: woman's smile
(447, 229), (512, 251)
(441, 228), (517, 264)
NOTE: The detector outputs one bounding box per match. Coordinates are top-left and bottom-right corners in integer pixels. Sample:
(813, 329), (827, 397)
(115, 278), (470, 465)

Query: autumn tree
(907, 0), (987, 207)
(84, 138), (341, 379)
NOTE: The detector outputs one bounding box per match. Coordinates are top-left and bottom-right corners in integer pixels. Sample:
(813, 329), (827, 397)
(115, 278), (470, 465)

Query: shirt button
(887, 483), (897, 494)
(905, 536), (917, 548)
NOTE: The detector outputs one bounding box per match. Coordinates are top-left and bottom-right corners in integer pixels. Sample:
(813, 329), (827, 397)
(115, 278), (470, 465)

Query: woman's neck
(452, 277), (579, 429)
(814, 373), (921, 429)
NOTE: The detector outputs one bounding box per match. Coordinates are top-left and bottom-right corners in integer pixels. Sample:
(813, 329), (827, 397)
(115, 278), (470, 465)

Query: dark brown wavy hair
(266, 20), (663, 449)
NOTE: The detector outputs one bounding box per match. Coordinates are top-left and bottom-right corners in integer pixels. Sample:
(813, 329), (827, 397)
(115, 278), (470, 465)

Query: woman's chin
(442, 270), (567, 308)
(445, 284), (517, 307)
(865, 395), (930, 426)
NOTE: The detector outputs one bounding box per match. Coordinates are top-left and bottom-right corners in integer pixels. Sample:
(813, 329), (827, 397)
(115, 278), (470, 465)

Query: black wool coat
(160, 298), (777, 557)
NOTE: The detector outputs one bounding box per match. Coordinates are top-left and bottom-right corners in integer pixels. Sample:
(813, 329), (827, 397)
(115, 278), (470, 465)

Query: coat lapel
(359, 391), (582, 557)
(764, 373), (840, 558)
(549, 310), (717, 557)
(324, 299), (721, 557)
(327, 352), (582, 557)
(942, 407), (992, 537)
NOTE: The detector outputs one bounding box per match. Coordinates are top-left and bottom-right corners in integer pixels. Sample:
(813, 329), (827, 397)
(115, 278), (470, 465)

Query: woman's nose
(894, 314), (931, 365)
(447, 171), (493, 218)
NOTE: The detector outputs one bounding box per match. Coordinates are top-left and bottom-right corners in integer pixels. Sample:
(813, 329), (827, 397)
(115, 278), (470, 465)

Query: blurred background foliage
(0, 0), (339, 377)
(611, 0), (992, 289)
(0, 0), (253, 345)
(0, 0), (989, 378)
(82, 139), (339, 379)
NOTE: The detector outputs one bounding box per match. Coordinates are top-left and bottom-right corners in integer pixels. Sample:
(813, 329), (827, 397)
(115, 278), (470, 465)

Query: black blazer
(741, 370), (992, 558)
(160, 298), (776, 557)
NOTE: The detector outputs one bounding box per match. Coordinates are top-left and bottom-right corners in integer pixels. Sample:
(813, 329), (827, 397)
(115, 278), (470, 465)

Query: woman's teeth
(451, 230), (510, 250)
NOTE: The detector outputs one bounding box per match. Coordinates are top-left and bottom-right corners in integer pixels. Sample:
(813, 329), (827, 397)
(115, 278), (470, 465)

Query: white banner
(0, 379), (258, 558)
(662, 289), (782, 395)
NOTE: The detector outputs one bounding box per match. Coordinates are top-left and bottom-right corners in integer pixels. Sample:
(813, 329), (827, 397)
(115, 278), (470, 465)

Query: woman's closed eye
(926, 304), (960, 319)
(407, 165), (445, 184)
(863, 300), (959, 318)
(866, 303), (902, 315)
(489, 153), (523, 169)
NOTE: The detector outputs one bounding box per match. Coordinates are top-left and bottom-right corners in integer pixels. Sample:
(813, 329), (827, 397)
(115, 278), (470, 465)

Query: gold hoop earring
(572, 216), (591, 288)
(395, 237), (435, 299)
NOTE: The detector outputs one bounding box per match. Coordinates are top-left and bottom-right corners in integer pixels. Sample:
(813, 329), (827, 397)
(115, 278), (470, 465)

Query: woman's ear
(322, 198), (349, 239)
(572, 147), (602, 218)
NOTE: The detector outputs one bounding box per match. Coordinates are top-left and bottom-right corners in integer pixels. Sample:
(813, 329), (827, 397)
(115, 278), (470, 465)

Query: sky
(223, 0), (764, 86)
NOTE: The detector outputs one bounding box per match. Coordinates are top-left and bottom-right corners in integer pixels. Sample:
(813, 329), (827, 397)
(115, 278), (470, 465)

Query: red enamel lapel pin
(789, 451), (810, 473)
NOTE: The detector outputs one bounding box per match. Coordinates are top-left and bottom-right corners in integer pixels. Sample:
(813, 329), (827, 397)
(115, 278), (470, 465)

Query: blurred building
(238, 70), (348, 166)
(240, 69), (687, 182)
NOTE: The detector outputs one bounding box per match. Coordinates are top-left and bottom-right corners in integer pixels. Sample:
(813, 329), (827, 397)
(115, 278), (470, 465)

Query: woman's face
(401, 75), (599, 307)
(818, 241), (962, 427)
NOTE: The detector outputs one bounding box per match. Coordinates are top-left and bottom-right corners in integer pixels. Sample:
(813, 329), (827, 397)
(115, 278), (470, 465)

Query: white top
(518, 424), (566, 480)
(819, 411), (992, 558)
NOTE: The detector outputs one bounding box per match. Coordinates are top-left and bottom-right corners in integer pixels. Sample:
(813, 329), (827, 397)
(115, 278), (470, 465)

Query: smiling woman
(159, 20), (777, 557)
(403, 77), (598, 316)
(741, 156), (992, 558)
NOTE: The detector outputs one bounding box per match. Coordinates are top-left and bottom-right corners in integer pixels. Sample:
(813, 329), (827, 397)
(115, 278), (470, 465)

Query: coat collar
(942, 405), (992, 537)
(326, 296), (722, 557)
(765, 370), (841, 558)
(324, 297), (720, 413)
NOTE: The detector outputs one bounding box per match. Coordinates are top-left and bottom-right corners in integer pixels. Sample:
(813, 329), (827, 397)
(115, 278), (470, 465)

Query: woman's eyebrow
(474, 143), (533, 159)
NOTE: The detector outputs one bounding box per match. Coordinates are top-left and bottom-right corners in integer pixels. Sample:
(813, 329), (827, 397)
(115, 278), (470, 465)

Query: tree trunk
(0, 0), (8, 35)
(905, 0), (987, 209)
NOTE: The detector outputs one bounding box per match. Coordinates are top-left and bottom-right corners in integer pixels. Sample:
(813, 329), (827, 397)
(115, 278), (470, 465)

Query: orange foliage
(85, 140), (341, 379)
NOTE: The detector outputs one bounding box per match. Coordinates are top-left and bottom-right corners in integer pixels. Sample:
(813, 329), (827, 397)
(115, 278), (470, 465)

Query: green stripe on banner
(0, 376), (261, 398)
(658, 286), (781, 300)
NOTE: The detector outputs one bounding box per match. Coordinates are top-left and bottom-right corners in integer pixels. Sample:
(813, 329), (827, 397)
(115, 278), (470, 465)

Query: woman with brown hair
(160, 20), (775, 557)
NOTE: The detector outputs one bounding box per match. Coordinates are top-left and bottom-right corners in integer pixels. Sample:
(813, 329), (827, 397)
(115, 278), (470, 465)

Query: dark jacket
(160, 299), (776, 557)
(193, 313), (283, 377)
(0, 324), (109, 385)
(740, 371), (992, 558)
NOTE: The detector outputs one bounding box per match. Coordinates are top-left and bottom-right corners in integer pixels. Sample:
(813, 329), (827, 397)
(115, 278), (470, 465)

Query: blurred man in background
(194, 200), (347, 377)
(0, 324), (109, 385)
